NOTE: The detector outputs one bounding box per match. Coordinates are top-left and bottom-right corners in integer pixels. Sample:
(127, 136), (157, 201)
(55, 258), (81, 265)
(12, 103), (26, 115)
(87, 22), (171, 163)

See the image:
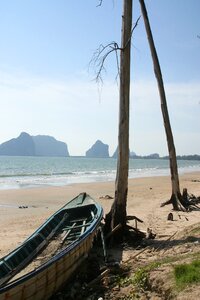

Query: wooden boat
(0, 193), (103, 300)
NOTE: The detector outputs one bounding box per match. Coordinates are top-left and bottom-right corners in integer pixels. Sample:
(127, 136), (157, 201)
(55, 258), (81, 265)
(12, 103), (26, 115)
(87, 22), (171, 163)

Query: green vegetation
(118, 254), (200, 290)
(111, 251), (200, 300)
(174, 260), (200, 289)
(132, 267), (149, 290)
(132, 262), (162, 289)
(118, 262), (160, 290)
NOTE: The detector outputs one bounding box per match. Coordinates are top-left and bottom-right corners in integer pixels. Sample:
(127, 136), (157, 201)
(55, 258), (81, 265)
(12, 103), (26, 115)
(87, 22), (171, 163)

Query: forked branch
(90, 16), (140, 83)
(90, 42), (121, 83)
(125, 16), (141, 49)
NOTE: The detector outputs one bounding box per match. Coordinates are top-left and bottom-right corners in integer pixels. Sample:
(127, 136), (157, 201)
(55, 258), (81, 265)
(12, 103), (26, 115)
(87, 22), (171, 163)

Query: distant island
(161, 155), (200, 161)
(112, 146), (159, 159)
(0, 132), (69, 157)
(0, 134), (199, 160)
(85, 140), (109, 158)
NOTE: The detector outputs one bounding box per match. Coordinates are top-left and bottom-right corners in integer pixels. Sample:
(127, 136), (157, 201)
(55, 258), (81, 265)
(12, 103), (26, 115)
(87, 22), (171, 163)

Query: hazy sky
(0, 0), (199, 156)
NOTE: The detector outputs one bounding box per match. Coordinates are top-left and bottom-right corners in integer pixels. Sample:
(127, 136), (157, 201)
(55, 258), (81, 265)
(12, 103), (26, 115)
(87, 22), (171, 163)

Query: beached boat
(0, 193), (103, 300)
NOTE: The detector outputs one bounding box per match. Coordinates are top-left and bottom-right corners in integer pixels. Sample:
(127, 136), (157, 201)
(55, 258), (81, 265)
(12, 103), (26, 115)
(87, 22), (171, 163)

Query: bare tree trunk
(139, 0), (183, 210)
(110, 0), (132, 232)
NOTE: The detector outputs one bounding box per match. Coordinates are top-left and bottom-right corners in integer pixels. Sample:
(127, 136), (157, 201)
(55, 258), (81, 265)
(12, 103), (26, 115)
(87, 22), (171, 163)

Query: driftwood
(104, 211), (146, 243)
(87, 269), (110, 287)
(105, 224), (122, 240)
(154, 231), (177, 253)
(124, 246), (151, 264)
(99, 226), (107, 261)
(125, 224), (156, 240)
(126, 215), (143, 222)
(124, 231), (177, 264)
(126, 224), (146, 237)
(126, 215), (143, 229)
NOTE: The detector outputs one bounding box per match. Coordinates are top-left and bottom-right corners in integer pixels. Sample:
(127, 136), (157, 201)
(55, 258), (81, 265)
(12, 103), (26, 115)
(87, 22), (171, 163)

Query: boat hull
(0, 193), (103, 300)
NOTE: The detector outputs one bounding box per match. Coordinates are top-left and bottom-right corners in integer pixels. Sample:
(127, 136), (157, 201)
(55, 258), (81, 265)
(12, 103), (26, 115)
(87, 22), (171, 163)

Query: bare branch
(89, 41), (121, 83)
(90, 16), (140, 84)
(124, 16), (141, 50)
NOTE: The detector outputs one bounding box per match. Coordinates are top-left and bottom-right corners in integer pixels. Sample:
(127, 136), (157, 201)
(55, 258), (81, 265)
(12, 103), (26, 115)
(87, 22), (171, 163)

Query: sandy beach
(0, 171), (200, 259)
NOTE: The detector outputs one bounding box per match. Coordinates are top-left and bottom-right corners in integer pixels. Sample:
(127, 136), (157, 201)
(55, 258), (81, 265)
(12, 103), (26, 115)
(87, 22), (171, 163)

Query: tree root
(103, 211), (152, 245)
(160, 188), (200, 211)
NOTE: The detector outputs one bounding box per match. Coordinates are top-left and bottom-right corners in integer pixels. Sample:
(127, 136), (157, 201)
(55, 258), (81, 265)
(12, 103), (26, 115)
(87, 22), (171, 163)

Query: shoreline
(0, 166), (200, 191)
(0, 171), (200, 258)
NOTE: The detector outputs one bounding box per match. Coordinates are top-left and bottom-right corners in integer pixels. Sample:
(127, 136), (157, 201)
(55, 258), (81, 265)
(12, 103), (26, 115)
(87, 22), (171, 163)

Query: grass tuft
(174, 260), (200, 289)
(132, 262), (160, 290)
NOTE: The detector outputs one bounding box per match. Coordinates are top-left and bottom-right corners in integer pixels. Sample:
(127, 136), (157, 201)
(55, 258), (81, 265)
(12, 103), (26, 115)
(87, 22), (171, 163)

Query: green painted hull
(0, 193), (103, 300)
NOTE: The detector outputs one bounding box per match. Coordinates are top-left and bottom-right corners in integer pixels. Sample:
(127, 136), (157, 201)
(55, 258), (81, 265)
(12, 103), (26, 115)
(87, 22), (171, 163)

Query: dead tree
(139, 0), (185, 210)
(109, 0), (133, 234)
(92, 1), (141, 237)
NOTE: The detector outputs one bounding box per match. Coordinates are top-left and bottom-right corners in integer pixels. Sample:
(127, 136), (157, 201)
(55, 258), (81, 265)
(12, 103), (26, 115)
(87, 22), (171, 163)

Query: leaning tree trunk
(108, 0), (132, 234)
(139, 0), (184, 210)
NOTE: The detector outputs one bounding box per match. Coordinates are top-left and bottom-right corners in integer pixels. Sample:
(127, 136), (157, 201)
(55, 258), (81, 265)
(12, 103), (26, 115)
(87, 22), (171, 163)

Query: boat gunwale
(0, 193), (92, 262)
(0, 198), (103, 294)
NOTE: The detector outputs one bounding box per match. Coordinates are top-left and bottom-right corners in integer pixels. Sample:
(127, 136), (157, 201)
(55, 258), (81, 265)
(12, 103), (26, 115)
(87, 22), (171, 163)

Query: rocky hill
(112, 147), (136, 158)
(85, 140), (109, 158)
(32, 135), (69, 157)
(0, 132), (69, 157)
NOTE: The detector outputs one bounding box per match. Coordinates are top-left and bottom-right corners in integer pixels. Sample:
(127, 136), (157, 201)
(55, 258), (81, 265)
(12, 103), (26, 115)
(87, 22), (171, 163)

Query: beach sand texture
(0, 171), (200, 260)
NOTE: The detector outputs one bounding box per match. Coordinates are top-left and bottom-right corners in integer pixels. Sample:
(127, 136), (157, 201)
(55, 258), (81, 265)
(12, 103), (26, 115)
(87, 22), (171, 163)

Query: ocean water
(0, 156), (199, 190)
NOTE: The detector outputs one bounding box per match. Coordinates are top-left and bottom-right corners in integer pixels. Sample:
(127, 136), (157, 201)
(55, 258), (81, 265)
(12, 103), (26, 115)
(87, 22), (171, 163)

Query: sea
(0, 156), (199, 190)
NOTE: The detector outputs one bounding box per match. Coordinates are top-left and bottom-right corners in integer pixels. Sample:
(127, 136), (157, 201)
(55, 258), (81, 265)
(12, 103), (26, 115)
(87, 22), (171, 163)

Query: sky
(0, 0), (199, 156)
